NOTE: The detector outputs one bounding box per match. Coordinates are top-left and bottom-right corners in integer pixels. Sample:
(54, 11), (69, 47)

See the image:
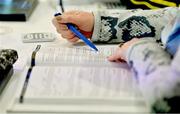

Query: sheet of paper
(10, 66), (149, 113)
(33, 47), (125, 67)
(23, 66), (140, 103)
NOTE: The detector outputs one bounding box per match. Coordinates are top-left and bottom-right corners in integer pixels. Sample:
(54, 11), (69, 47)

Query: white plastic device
(22, 32), (56, 43)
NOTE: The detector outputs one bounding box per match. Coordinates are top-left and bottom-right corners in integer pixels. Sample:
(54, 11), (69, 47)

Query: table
(0, 0), (149, 113)
(0, 0), (68, 113)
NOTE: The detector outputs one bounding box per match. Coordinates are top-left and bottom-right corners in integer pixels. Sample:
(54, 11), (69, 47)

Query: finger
(58, 24), (68, 30)
(67, 37), (79, 43)
(55, 16), (63, 22)
(61, 30), (75, 39)
(107, 48), (123, 62)
(52, 18), (61, 30)
(108, 53), (122, 62)
(115, 58), (126, 63)
(56, 28), (64, 34)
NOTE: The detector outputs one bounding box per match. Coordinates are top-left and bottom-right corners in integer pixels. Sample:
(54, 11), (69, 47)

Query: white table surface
(0, 0), (69, 113)
(0, 0), (149, 113)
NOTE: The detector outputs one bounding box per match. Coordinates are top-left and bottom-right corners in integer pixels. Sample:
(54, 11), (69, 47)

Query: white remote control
(22, 32), (56, 43)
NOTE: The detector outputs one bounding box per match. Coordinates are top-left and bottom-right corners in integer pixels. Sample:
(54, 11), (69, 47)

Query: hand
(52, 11), (94, 43)
(108, 38), (139, 62)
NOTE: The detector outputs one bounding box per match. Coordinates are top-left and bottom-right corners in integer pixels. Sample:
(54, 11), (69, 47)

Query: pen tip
(91, 48), (98, 52)
(94, 48), (98, 52)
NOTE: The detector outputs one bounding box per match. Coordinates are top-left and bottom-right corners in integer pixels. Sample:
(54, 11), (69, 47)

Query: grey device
(22, 32), (56, 43)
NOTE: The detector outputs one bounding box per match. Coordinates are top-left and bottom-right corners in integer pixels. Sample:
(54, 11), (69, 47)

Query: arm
(126, 38), (180, 112)
(92, 7), (179, 44)
(52, 8), (179, 44)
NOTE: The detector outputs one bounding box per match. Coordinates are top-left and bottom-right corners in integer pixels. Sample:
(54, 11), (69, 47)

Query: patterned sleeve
(126, 38), (180, 113)
(91, 7), (179, 44)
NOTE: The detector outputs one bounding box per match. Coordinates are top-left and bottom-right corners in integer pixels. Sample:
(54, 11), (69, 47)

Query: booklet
(8, 45), (149, 113)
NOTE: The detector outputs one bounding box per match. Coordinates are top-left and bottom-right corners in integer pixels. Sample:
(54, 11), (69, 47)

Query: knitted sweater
(92, 7), (180, 113)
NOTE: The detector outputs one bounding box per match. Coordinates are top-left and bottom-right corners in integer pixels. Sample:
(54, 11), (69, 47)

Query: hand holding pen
(52, 11), (98, 51)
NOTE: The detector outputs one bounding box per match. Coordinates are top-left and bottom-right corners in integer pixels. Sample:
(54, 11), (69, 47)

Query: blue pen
(54, 13), (98, 51)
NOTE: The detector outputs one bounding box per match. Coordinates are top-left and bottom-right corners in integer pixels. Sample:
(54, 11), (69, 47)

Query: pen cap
(54, 13), (62, 16)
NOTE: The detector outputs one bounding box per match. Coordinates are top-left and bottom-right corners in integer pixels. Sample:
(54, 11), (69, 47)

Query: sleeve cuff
(126, 38), (156, 64)
(91, 11), (101, 42)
